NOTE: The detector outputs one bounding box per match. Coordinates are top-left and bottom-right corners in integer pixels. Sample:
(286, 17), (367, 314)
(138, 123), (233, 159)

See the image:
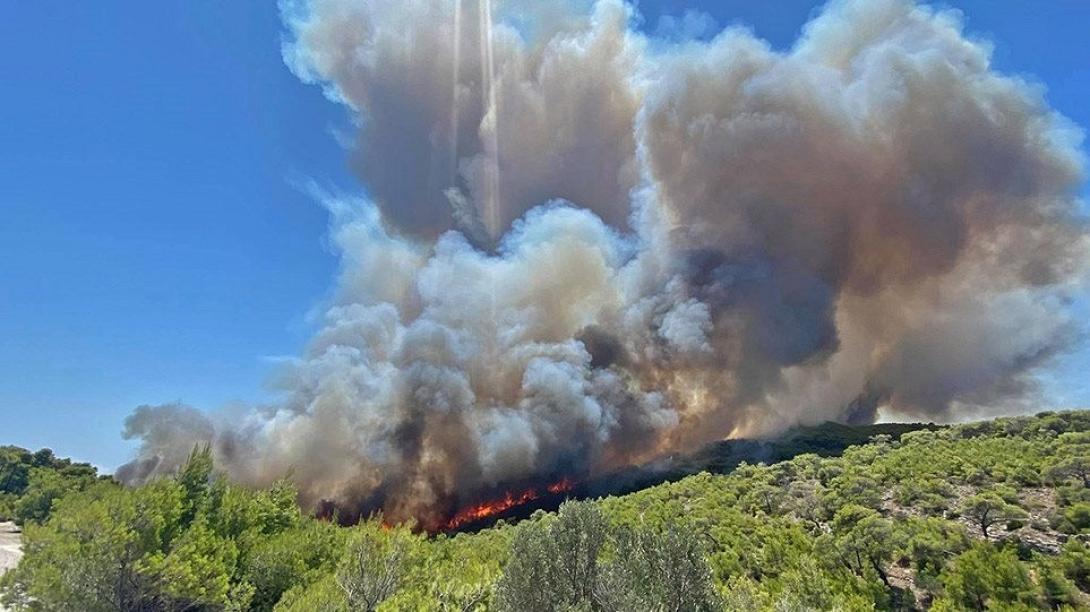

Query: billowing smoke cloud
(120, 0), (1088, 526)
(281, 0), (641, 241)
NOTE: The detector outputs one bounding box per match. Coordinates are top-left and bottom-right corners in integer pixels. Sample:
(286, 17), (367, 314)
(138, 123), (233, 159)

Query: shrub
(1064, 503), (1090, 533)
(934, 542), (1039, 610)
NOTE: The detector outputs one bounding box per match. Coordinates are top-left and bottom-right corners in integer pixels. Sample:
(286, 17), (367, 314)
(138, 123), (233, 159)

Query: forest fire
(547, 478), (574, 494)
(440, 479), (576, 532)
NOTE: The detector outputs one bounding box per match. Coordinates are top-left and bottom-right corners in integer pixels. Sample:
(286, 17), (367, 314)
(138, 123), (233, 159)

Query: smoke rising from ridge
(119, 0), (1089, 527)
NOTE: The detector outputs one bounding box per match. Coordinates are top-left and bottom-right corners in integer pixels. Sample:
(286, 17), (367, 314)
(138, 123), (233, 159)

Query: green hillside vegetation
(0, 446), (108, 526)
(628, 421), (937, 489)
(3, 411), (1090, 610)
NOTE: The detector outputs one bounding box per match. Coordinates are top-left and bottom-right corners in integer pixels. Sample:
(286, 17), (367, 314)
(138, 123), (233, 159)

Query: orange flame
(441, 478), (576, 531)
(547, 478), (574, 494)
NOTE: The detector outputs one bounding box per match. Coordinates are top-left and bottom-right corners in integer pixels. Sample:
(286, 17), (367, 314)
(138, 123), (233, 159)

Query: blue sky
(1, 0), (1088, 470)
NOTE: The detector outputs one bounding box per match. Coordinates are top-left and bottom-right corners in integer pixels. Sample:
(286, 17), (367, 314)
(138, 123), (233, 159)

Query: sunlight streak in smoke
(479, 0), (500, 239)
(481, 0), (502, 390)
(450, 0), (462, 185)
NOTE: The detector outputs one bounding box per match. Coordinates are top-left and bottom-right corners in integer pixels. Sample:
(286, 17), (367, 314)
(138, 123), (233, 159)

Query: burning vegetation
(439, 478), (575, 532)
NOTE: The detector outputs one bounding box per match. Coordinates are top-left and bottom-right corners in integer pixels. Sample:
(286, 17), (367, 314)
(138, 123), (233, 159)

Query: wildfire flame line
(441, 478), (575, 531)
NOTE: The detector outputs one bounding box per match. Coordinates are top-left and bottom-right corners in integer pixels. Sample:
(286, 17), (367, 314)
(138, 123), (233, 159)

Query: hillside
(449, 421), (937, 532)
(2, 411), (1089, 610)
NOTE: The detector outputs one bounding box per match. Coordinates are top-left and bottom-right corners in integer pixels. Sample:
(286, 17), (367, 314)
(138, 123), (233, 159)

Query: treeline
(579, 421), (936, 507)
(2, 411), (1090, 610)
(0, 445), (108, 525)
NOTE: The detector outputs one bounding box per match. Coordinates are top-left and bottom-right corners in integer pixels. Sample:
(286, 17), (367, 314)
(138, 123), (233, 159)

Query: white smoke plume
(119, 0), (1089, 527)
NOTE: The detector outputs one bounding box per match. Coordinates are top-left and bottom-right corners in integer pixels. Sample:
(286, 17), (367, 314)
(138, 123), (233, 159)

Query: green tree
(550, 500), (609, 606)
(0, 451), (309, 611)
(0, 446), (32, 495)
(144, 517), (247, 609)
(494, 520), (557, 611)
(933, 542), (1039, 611)
(1057, 539), (1090, 593)
(13, 466), (93, 525)
(1046, 456), (1090, 487)
(1, 480), (185, 611)
(598, 523), (719, 611)
(902, 517), (970, 592)
(1063, 502), (1090, 532)
(243, 520), (346, 611)
(786, 480), (826, 530)
(335, 520), (419, 611)
(177, 444), (214, 525)
(740, 480), (784, 516)
(826, 504), (902, 606)
(1037, 558), (1082, 609)
(960, 492), (1026, 540)
(496, 500), (609, 611)
(273, 574), (346, 612)
(822, 472), (883, 514)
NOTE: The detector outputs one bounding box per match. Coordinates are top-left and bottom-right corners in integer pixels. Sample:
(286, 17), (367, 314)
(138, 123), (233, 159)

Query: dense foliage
(4, 411), (1090, 610)
(0, 445), (106, 526)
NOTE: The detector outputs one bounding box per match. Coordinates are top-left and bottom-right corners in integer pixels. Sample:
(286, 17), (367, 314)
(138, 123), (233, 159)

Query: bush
(274, 574), (346, 612)
(934, 542), (1040, 610)
(0, 492), (15, 521)
(1064, 503), (1090, 532)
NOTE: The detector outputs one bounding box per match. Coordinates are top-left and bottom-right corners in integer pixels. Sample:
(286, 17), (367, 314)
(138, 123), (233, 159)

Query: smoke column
(119, 0), (1089, 527)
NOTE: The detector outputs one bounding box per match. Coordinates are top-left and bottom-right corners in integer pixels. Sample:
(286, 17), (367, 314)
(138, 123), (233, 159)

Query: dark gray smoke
(120, 0), (1088, 526)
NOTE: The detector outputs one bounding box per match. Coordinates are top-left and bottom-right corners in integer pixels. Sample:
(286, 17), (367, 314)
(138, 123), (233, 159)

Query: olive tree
(597, 523), (720, 612)
(336, 521), (419, 611)
(496, 501), (608, 611)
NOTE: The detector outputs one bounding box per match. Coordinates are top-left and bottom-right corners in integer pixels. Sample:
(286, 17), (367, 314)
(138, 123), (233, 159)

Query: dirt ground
(0, 522), (19, 573)
(0, 521), (21, 610)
